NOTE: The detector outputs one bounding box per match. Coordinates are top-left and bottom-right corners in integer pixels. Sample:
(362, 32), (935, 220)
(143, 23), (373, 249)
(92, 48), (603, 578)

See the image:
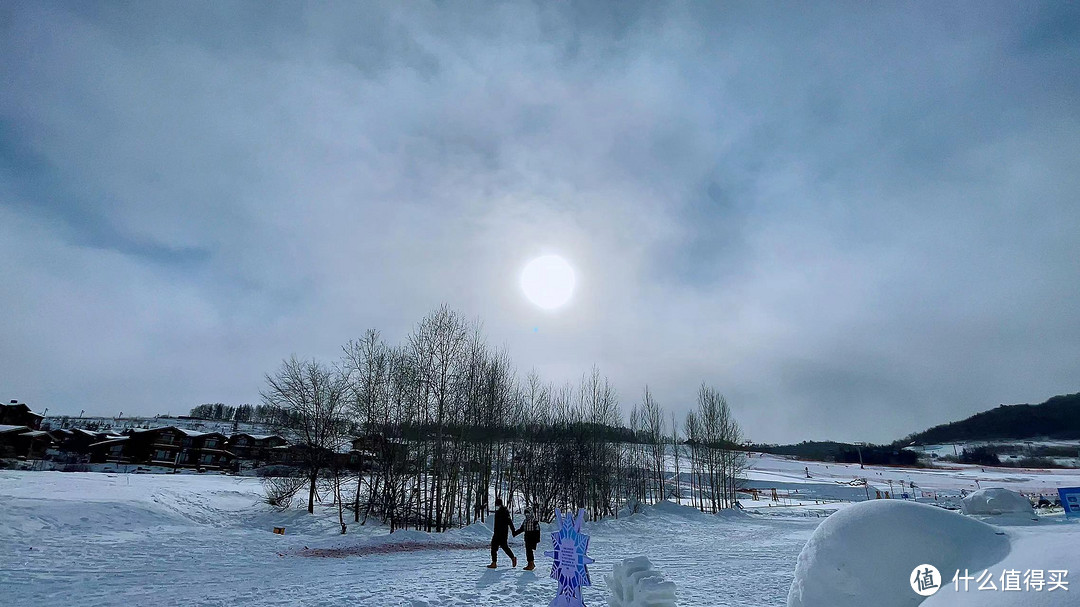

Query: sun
(520, 254), (576, 310)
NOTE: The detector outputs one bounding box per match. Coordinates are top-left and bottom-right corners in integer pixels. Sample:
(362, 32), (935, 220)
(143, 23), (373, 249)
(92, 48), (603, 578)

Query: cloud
(1, 2), (1077, 442)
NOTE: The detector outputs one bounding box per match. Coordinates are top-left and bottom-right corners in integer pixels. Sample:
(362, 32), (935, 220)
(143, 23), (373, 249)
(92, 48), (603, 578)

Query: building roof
(73, 428), (112, 438)
(128, 426), (203, 437)
(88, 436), (130, 448)
(0, 424), (29, 435)
(1, 403), (44, 418)
(122, 426), (229, 440)
(230, 433), (284, 442)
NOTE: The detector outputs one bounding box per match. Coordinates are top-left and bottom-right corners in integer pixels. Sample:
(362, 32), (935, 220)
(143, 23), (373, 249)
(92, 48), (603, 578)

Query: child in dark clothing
(513, 505), (541, 571)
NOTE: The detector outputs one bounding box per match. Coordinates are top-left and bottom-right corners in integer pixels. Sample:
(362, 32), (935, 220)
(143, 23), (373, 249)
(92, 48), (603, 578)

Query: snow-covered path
(0, 471), (819, 606)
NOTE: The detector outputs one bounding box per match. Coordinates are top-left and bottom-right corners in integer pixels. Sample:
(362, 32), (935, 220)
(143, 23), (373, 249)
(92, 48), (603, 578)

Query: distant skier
(513, 505), (541, 571)
(487, 498), (517, 569)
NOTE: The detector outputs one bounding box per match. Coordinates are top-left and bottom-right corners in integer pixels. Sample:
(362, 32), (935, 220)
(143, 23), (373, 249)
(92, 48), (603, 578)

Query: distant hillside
(903, 392), (1080, 444)
(750, 441), (855, 461)
(749, 441), (918, 466)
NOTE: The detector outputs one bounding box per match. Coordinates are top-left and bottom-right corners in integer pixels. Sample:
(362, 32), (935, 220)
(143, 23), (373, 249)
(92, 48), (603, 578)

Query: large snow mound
(961, 488), (1033, 516)
(787, 499), (1010, 607)
(605, 556), (678, 607)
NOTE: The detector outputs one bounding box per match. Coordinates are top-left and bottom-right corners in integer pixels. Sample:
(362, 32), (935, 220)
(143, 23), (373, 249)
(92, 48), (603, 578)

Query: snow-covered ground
(0, 470), (817, 606)
(2, 454), (1078, 606)
(741, 452), (1080, 509)
(909, 441), (1080, 468)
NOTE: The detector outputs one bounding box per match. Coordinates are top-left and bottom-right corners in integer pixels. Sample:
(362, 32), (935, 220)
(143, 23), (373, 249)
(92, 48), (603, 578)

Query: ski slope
(742, 452), (1080, 506)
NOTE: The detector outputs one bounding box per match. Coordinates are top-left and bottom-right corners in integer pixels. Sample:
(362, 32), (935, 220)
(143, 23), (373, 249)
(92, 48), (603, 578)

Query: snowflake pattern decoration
(544, 508), (595, 607)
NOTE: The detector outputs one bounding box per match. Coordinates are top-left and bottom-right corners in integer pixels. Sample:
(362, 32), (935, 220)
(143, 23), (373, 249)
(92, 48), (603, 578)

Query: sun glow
(520, 255), (576, 310)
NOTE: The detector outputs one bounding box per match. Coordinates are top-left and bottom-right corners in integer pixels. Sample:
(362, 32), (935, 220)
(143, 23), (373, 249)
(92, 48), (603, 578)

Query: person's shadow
(515, 568), (541, 593)
(477, 568), (503, 589)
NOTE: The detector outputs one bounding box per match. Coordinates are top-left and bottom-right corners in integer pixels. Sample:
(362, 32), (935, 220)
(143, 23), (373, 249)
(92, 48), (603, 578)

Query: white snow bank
(605, 556), (678, 607)
(922, 525), (1080, 606)
(458, 520), (494, 539)
(0, 471), (352, 536)
(961, 488), (1033, 517)
(2, 497), (190, 536)
(787, 499), (1010, 607)
(645, 499), (708, 519)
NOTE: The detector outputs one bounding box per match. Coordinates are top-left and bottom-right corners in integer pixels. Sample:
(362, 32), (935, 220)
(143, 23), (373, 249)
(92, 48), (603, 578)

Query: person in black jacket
(487, 498), (517, 568)
(513, 505), (541, 570)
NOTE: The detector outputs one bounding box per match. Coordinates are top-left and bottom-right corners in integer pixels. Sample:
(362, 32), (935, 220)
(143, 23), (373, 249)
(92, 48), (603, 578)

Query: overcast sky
(2, 2), (1078, 443)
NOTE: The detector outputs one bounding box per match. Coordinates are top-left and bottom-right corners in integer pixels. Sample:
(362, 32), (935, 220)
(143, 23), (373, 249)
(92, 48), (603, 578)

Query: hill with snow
(904, 393), (1080, 443)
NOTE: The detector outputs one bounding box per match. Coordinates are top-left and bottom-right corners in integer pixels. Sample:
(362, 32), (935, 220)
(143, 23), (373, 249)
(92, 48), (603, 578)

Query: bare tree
(670, 411), (682, 503)
(690, 384), (745, 512)
(262, 356), (350, 514)
(261, 473), (306, 510)
(640, 386), (666, 503)
(407, 304), (470, 532)
(342, 329), (390, 522)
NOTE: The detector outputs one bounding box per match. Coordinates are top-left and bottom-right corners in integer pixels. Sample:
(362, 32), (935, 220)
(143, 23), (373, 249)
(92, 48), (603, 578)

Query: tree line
(260, 304), (747, 532)
(187, 402), (289, 425)
(901, 392), (1080, 444)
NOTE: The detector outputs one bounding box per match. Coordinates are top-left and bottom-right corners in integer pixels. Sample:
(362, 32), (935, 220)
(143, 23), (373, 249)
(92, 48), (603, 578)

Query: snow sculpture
(960, 488), (1034, 517)
(787, 500), (1009, 607)
(605, 556), (677, 607)
(545, 507), (595, 607)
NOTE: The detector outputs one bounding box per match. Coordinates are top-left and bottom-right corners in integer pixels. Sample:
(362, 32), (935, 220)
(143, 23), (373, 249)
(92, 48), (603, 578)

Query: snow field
(0, 471), (818, 606)
(737, 453), (1080, 519)
(4, 457), (1080, 606)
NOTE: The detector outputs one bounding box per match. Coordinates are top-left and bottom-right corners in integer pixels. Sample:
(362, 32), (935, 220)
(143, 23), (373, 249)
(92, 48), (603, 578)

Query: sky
(1, 1), (1078, 444)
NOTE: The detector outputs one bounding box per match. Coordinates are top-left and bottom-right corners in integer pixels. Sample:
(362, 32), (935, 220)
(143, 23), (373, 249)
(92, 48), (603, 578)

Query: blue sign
(1059, 487), (1080, 519)
(544, 508), (595, 607)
